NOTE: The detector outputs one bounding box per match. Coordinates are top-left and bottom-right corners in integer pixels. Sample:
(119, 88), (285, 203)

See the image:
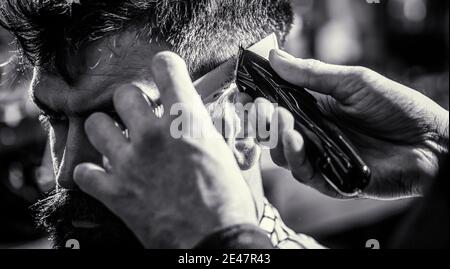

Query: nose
(56, 118), (102, 189)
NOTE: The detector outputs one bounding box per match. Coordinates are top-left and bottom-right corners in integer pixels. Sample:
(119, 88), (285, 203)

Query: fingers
(113, 85), (158, 136)
(151, 51), (204, 112)
(73, 163), (117, 203)
(270, 107), (294, 168)
(281, 130), (343, 198)
(269, 49), (358, 103)
(85, 113), (128, 160)
(281, 129), (315, 182)
(249, 98), (317, 181)
(249, 97), (310, 172)
(249, 98), (275, 146)
(280, 131), (343, 197)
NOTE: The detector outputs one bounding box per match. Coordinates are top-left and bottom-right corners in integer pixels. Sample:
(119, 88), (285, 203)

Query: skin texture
(73, 52), (257, 248)
(32, 32), (161, 190)
(31, 32), (263, 247)
(33, 31), (262, 191)
(252, 49), (449, 200)
(31, 26), (448, 247)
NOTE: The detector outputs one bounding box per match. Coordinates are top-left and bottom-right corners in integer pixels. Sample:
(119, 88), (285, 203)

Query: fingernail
(73, 165), (86, 181)
(271, 49), (295, 60)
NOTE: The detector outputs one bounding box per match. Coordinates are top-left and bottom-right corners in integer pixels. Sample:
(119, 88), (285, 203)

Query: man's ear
(228, 137), (262, 171)
(207, 89), (261, 171)
(228, 92), (262, 171)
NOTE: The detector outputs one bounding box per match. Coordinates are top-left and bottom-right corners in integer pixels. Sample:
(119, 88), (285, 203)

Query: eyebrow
(32, 79), (118, 119)
(31, 44), (152, 117)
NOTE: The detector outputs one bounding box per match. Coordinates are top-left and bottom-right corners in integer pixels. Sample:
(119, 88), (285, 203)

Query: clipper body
(236, 49), (371, 197)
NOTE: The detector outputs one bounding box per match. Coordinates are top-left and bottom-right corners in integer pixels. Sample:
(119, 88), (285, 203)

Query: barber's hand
(73, 52), (257, 248)
(253, 49), (448, 199)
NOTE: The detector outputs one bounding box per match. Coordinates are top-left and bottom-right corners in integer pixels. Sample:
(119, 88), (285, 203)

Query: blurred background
(265, 0), (449, 249)
(0, 0), (448, 248)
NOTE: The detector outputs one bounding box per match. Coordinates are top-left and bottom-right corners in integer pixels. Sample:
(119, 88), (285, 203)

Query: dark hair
(0, 0), (293, 79)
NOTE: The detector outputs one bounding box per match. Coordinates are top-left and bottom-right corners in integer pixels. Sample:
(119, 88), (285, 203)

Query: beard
(32, 188), (143, 249)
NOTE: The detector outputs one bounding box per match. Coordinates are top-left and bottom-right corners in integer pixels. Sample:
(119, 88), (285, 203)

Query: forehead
(75, 31), (166, 89)
(33, 31), (167, 115)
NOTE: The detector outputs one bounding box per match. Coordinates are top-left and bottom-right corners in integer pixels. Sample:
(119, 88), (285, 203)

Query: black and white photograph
(0, 0), (448, 258)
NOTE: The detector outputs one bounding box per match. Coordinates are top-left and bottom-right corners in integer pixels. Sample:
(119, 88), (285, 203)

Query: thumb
(269, 49), (362, 103)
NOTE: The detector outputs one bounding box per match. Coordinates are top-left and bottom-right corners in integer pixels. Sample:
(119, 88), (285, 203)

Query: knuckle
(136, 128), (166, 151)
(140, 126), (159, 141)
(304, 59), (323, 72)
(299, 59), (324, 87)
(347, 66), (370, 81)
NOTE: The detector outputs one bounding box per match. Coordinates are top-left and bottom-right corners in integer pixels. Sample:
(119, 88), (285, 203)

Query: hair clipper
(235, 49), (371, 197)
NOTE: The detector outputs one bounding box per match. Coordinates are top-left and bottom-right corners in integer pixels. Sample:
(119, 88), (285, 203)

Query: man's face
(31, 31), (260, 248)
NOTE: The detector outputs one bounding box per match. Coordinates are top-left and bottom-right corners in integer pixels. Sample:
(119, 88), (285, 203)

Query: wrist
(195, 224), (272, 249)
(139, 211), (257, 249)
(187, 204), (258, 248)
(180, 220), (258, 249)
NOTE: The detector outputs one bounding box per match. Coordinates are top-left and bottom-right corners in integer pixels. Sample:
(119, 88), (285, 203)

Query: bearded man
(0, 0), (323, 249)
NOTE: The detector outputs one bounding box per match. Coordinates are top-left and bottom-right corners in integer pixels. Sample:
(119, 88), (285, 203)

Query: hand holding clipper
(236, 49), (371, 197)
